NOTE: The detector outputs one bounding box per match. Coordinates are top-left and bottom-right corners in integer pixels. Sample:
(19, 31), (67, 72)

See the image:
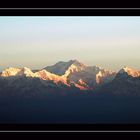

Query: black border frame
(1, 8), (140, 131)
(1, 124), (140, 131)
(0, 8), (140, 16)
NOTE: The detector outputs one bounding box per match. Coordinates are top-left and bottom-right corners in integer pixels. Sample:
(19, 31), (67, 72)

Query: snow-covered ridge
(119, 67), (140, 77)
(0, 67), (40, 78)
(1, 60), (139, 90)
(0, 60), (117, 90)
(0, 67), (21, 77)
(62, 60), (87, 78)
(44, 59), (87, 76)
(35, 69), (69, 86)
(0, 67), (37, 77)
(96, 70), (116, 84)
(0, 67), (69, 84)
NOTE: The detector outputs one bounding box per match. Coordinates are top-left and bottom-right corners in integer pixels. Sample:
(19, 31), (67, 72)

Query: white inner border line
(0, 8), (140, 9)
(0, 131), (140, 132)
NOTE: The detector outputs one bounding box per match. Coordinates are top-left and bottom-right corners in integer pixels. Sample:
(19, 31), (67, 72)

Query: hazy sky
(0, 16), (140, 71)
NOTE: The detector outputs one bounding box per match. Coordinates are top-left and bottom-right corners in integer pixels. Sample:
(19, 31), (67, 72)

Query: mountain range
(0, 59), (140, 97)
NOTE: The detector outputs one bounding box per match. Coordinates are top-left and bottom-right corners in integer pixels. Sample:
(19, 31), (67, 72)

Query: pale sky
(0, 16), (140, 71)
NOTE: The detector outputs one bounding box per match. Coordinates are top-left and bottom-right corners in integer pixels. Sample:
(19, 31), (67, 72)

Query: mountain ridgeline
(1, 60), (140, 124)
(0, 60), (140, 98)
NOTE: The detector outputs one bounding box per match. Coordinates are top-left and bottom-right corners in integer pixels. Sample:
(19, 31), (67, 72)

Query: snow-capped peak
(119, 67), (140, 77)
(19, 67), (35, 77)
(44, 59), (87, 76)
(62, 61), (87, 78)
(95, 69), (116, 84)
(1, 67), (21, 77)
(1, 67), (36, 77)
(69, 59), (87, 67)
(35, 69), (69, 86)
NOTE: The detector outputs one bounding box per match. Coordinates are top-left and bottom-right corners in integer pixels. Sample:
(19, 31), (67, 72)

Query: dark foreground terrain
(0, 93), (140, 124)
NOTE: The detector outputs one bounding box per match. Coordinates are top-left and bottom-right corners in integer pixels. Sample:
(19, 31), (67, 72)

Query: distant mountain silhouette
(1, 61), (140, 123)
(0, 60), (140, 97)
(98, 67), (140, 96)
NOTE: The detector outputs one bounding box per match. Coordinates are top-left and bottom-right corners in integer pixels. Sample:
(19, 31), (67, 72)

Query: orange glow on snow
(73, 83), (88, 90)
